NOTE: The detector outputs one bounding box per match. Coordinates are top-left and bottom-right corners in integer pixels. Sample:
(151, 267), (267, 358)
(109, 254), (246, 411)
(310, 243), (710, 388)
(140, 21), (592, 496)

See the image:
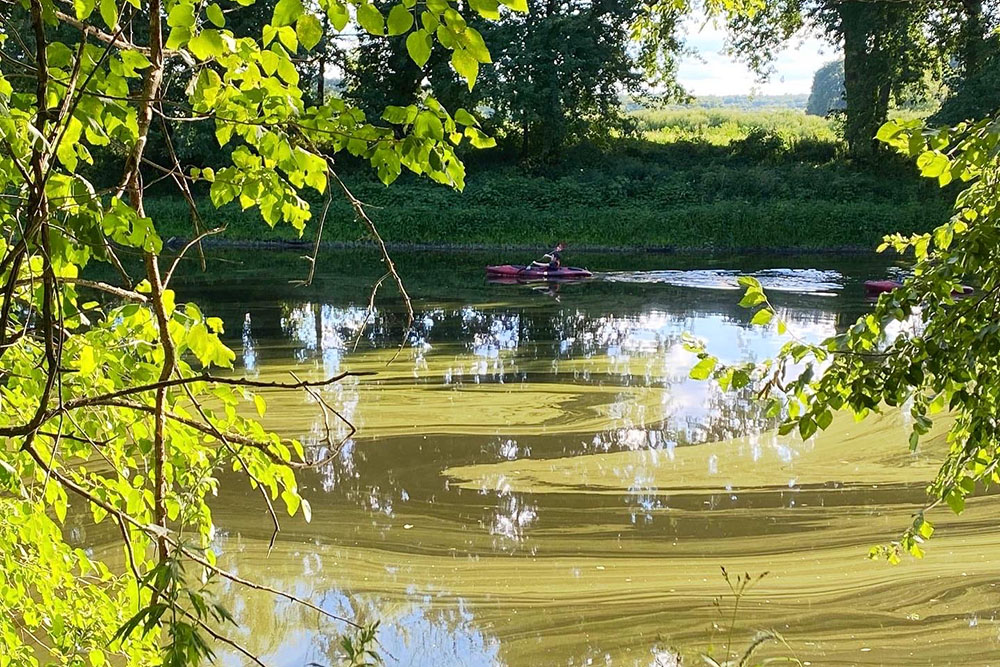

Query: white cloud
(676, 18), (838, 97)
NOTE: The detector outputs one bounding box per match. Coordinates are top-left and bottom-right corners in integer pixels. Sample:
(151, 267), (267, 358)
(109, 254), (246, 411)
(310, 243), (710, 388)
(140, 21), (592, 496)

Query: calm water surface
(94, 250), (1000, 665)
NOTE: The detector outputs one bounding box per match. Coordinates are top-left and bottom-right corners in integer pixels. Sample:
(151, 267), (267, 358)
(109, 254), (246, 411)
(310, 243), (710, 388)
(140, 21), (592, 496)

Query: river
(82, 249), (1000, 666)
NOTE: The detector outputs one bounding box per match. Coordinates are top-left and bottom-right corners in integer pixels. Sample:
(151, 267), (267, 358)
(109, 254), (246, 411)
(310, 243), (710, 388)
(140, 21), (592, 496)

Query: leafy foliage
(805, 60), (845, 117)
(690, 110), (1000, 562)
(0, 0), (522, 661)
(932, 35), (1000, 126)
(724, 0), (990, 158)
(144, 111), (945, 249)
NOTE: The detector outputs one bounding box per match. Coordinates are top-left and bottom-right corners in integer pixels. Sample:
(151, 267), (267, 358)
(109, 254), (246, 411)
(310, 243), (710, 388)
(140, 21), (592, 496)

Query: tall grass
(632, 108), (839, 144)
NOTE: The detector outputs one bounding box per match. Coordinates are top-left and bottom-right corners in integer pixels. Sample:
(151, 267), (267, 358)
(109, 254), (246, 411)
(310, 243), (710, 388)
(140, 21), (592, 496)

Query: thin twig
(292, 171), (334, 288)
(327, 168), (414, 363)
(163, 226), (227, 288)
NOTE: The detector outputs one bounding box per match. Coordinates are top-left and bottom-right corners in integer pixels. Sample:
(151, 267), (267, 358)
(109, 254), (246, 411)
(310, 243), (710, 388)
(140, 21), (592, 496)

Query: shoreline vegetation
(147, 108), (952, 253)
(163, 237), (897, 254)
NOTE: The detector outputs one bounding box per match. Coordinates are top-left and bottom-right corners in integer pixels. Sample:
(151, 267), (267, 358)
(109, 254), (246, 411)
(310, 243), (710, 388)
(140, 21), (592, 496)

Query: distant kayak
(864, 279), (973, 297)
(486, 265), (593, 279)
(863, 279), (902, 295)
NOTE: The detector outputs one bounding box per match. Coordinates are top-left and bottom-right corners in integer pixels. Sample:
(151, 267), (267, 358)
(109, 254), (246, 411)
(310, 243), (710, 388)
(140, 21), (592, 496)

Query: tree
(691, 108), (1000, 563)
(805, 59), (845, 116)
(345, 0), (692, 158)
(932, 36), (1000, 125)
(0, 0), (517, 662)
(724, 0), (978, 159)
(474, 0), (650, 157)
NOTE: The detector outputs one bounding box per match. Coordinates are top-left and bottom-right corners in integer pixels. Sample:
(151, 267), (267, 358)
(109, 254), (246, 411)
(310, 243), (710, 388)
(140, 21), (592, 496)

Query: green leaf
(798, 415), (817, 440)
(414, 110), (444, 140)
(276, 54), (300, 84)
(253, 394), (267, 418)
(277, 25), (298, 51)
(383, 105), (417, 124)
(469, 0), (500, 20)
(167, 2), (196, 28)
(327, 2), (349, 30)
(875, 120), (903, 143)
(689, 356), (717, 380)
(188, 29), (226, 60)
(165, 26), (192, 49)
(501, 0), (528, 11)
(464, 127), (496, 148)
(738, 290), (766, 307)
(281, 489), (300, 516)
(750, 309), (773, 326)
(121, 50), (152, 71)
(99, 0), (118, 29)
(357, 3), (385, 35)
(463, 27), (491, 63)
(387, 5), (414, 35)
(916, 150), (949, 178)
(945, 490), (965, 515)
(46, 43), (75, 68)
(296, 14), (323, 50)
(272, 0), (304, 27)
(451, 48), (478, 89)
(455, 108), (478, 127)
(206, 3), (225, 27)
(406, 29), (432, 66)
(74, 0), (96, 20)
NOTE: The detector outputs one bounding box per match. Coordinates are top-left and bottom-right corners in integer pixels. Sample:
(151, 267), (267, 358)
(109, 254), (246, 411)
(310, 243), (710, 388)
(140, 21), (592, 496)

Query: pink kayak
(864, 280), (902, 295)
(486, 264), (592, 279)
(864, 279), (973, 297)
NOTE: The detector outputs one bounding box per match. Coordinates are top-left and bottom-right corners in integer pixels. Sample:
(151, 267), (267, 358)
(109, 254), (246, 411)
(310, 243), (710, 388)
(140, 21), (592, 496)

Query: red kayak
(864, 280), (902, 295)
(864, 279), (973, 297)
(486, 264), (592, 279)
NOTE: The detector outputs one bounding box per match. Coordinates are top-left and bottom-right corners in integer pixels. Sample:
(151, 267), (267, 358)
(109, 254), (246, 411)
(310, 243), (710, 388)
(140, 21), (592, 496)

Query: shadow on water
(78, 248), (1000, 666)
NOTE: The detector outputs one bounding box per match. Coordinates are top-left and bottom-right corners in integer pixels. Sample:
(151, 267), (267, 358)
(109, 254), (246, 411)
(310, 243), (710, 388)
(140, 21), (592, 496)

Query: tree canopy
(805, 59), (845, 117)
(725, 0), (995, 158)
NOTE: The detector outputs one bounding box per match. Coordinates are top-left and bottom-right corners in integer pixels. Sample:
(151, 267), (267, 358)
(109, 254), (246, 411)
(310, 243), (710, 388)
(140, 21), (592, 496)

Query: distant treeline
(677, 94), (808, 110)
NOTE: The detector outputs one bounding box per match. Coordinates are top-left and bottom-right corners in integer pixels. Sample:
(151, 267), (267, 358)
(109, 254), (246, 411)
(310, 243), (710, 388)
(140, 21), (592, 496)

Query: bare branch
(53, 10), (151, 55)
(18, 439), (363, 633)
(291, 173), (334, 288)
(164, 226), (227, 288)
(328, 168), (414, 359)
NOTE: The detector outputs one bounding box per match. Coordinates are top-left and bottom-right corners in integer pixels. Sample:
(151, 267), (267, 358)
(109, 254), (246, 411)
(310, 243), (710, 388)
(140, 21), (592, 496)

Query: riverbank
(148, 114), (952, 252)
(163, 237), (888, 254)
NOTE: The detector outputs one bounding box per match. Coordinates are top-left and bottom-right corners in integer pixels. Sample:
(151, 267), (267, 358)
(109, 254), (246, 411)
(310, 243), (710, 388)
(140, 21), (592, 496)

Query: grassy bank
(147, 110), (952, 251)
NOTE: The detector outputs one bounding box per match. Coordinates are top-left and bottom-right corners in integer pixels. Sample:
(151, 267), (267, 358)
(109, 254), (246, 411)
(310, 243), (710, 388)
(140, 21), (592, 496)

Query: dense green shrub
(146, 109), (949, 250)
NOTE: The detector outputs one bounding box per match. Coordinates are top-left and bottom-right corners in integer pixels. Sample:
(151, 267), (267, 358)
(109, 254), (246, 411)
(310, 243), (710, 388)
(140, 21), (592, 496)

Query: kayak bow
(485, 264), (592, 279)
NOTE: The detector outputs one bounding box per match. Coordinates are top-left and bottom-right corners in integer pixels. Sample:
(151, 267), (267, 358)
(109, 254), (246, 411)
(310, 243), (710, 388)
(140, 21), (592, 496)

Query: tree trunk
(840, 2), (889, 161)
(960, 0), (986, 76)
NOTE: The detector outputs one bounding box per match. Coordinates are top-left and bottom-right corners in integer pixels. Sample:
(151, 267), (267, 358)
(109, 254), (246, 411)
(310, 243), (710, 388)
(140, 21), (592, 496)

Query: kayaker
(531, 243), (565, 271)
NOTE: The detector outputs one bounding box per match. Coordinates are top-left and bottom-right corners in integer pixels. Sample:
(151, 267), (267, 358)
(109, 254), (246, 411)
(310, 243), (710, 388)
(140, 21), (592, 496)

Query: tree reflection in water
(173, 254), (964, 666)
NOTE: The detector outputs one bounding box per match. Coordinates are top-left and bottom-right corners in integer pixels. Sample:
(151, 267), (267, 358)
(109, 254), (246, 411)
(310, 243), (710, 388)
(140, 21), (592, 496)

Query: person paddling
(530, 242), (565, 271)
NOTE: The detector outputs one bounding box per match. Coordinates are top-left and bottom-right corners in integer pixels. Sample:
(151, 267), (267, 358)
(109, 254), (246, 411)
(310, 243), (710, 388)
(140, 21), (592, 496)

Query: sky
(675, 18), (837, 97)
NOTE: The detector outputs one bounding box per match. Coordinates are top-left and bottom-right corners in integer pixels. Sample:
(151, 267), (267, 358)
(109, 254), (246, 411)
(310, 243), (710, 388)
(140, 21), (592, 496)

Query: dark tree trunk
(840, 2), (891, 161)
(960, 0), (986, 75)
